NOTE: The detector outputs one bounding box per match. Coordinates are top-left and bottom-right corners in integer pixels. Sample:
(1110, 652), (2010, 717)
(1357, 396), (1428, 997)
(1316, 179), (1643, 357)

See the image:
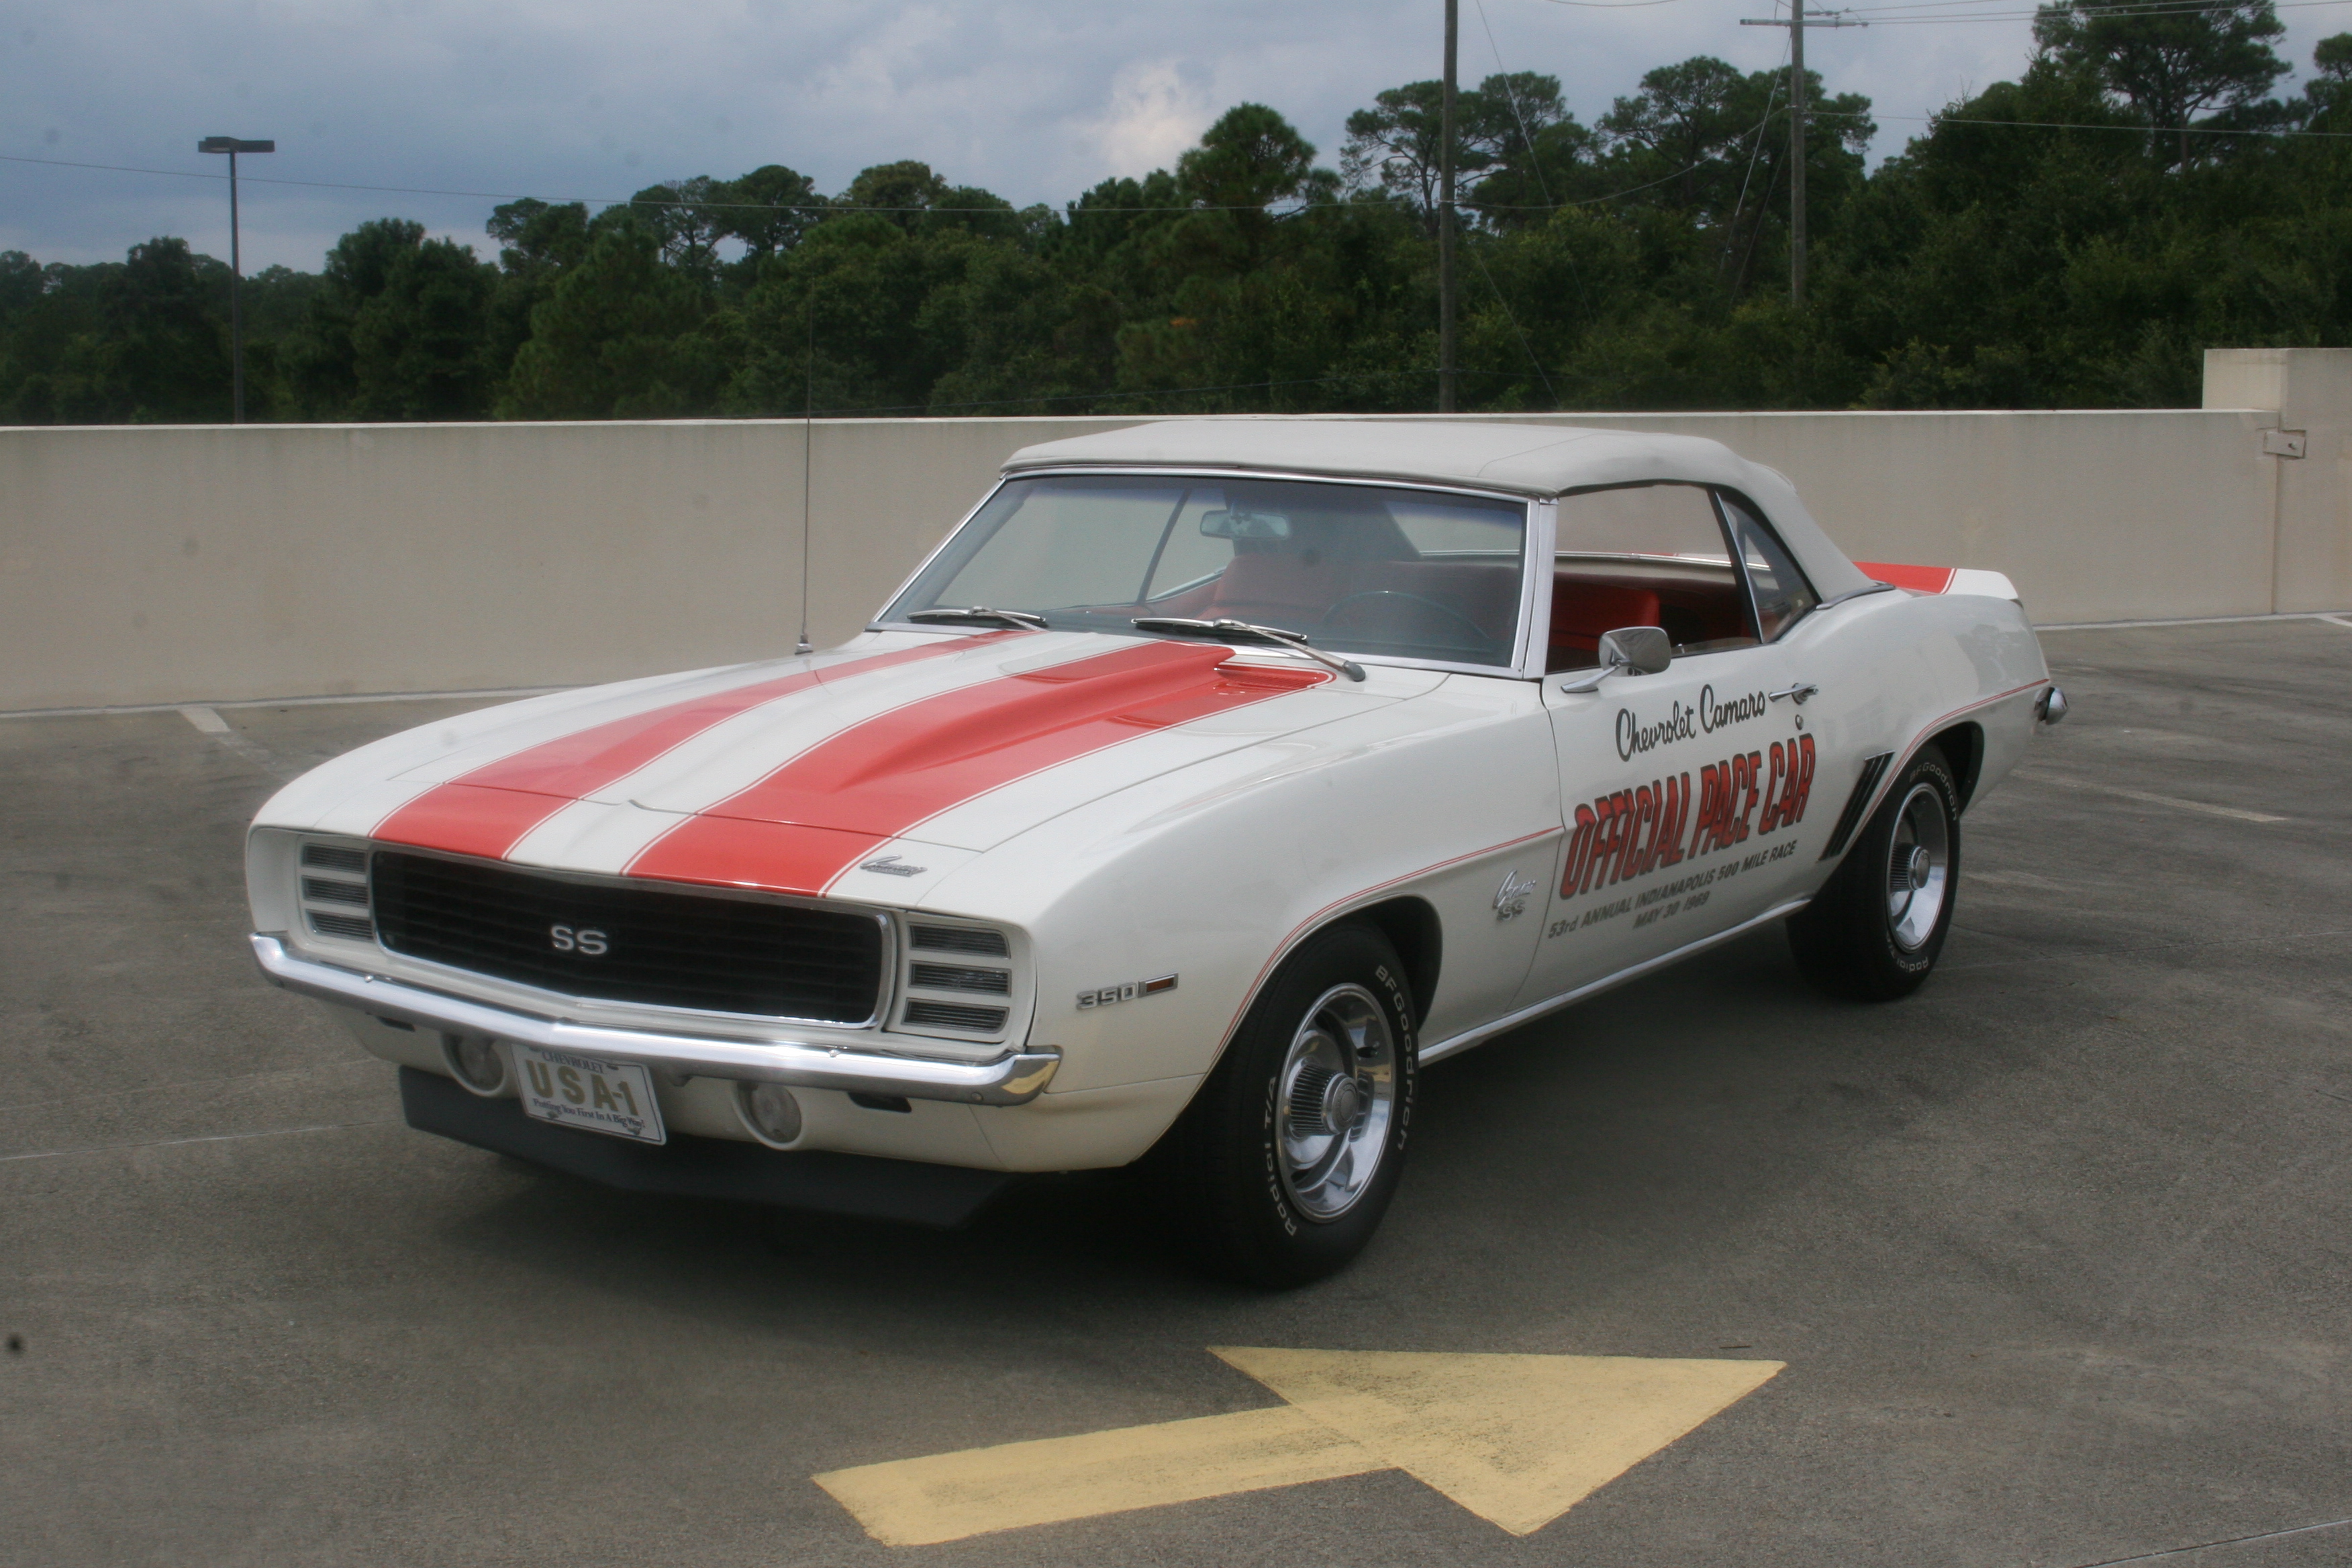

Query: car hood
(262, 630), (1438, 899)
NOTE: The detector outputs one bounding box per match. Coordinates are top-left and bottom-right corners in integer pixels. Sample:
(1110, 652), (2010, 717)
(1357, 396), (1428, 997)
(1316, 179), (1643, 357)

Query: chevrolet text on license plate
(512, 1042), (666, 1144)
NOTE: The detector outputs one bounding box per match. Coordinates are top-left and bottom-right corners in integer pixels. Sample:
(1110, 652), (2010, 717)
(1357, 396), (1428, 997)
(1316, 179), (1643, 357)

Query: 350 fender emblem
(550, 924), (609, 956)
(1078, 974), (1177, 1009)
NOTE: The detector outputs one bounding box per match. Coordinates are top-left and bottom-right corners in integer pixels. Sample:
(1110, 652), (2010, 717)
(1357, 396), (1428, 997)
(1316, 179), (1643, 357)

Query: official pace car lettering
(1614, 685), (1771, 763)
(1553, 731), (1816, 934)
(624, 640), (1328, 897)
(371, 632), (1032, 861)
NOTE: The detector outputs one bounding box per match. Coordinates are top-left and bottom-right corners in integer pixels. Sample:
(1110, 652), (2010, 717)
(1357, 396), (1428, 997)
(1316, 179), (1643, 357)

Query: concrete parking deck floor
(3, 619), (2349, 1567)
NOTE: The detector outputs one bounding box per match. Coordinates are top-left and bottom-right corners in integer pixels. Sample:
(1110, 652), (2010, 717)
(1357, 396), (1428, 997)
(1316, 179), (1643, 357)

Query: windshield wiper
(1131, 617), (1366, 681)
(908, 606), (1050, 630)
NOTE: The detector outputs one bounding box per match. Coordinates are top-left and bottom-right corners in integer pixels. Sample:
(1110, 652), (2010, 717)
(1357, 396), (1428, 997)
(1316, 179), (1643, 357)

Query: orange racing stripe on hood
(625, 640), (1328, 895)
(371, 633), (1028, 861)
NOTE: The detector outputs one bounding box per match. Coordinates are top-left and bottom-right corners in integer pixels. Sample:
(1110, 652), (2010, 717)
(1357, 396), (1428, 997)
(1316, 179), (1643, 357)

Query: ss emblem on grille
(550, 924), (608, 956)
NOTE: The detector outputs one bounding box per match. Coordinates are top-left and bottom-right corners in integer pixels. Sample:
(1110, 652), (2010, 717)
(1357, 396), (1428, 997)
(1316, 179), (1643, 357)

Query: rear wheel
(1148, 924), (1416, 1287)
(1787, 747), (1961, 1001)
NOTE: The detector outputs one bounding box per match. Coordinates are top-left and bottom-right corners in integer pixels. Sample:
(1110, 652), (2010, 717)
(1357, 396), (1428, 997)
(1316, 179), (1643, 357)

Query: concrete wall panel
(0, 393), (2319, 713)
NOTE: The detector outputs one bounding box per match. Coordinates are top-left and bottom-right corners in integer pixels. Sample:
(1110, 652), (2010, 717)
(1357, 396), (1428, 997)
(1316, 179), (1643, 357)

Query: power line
(12, 91), (2351, 256)
(1742, 0), (1867, 306)
(0, 146), (1777, 223)
(794, 364), (1536, 420)
(1833, 0), (2351, 19)
(1845, 0), (2329, 11)
(1468, 0), (1564, 403)
(1820, 108), (2352, 135)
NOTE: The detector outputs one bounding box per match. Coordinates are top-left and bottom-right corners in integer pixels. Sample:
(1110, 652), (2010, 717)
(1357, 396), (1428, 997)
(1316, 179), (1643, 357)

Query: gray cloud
(0, 0), (2335, 271)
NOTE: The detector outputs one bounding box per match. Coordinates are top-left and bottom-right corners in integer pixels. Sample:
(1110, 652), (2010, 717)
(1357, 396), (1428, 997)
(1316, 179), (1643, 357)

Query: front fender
(932, 675), (1563, 1095)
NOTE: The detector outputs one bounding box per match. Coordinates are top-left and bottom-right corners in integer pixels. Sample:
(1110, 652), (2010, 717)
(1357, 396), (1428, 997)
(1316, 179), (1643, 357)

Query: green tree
(499, 224), (717, 418)
(285, 219), (497, 418)
(484, 199), (592, 386)
(1342, 74), (1585, 233)
(2033, 0), (2288, 165)
(1179, 103), (1322, 211)
(1341, 81), (1489, 232)
(712, 164), (824, 275)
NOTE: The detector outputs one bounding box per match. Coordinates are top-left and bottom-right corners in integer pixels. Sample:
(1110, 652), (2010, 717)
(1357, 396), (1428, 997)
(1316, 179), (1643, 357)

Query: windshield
(883, 473), (1530, 667)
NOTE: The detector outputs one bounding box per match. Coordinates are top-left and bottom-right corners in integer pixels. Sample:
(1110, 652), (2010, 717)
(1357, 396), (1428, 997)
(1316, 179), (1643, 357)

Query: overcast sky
(3, 0), (2344, 274)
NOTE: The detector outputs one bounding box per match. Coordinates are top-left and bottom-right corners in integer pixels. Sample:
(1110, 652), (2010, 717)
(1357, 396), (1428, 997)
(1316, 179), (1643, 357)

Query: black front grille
(904, 1000), (1010, 1032)
(910, 924), (1008, 956)
(910, 961), (1010, 995)
(371, 851), (885, 1024)
(302, 876), (370, 907)
(309, 910), (375, 942)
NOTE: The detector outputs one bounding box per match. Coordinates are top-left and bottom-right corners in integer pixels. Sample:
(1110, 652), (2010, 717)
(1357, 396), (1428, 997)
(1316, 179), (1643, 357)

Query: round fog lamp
(736, 1081), (804, 1148)
(443, 1034), (507, 1096)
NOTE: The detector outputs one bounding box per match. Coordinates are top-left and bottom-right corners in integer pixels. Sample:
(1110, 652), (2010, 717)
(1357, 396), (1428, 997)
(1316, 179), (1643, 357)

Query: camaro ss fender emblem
(859, 855), (928, 877)
(1078, 975), (1177, 1009)
(550, 924), (609, 956)
(1493, 869), (1538, 922)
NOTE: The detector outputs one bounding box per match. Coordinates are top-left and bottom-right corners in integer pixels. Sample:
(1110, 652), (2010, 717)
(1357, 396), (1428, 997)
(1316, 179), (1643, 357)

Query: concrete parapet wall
(2, 359), (2342, 712)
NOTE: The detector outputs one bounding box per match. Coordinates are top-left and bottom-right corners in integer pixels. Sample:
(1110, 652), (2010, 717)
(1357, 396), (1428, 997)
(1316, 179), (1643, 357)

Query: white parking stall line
(2062, 1514), (2352, 1567)
(174, 703), (303, 780)
(176, 703), (232, 734)
(0, 1059), (377, 1117)
(2034, 611), (2352, 632)
(2019, 772), (2288, 824)
(0, 685), (571, 722)
(0, 1118), (399, 1164)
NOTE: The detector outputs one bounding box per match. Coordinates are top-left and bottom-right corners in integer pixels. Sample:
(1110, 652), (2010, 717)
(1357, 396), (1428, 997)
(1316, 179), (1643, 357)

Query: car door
(1702, 487), (1889, 917)
(1514, 483), (1863, 1009)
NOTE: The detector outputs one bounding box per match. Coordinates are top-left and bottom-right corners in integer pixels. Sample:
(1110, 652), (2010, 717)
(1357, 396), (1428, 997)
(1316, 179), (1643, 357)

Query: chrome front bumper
(249, 933), (1060, 1106)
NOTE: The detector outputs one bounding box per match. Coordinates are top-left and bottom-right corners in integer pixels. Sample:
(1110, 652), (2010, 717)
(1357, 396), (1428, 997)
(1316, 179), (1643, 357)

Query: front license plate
(511, 1043), (666, 1144)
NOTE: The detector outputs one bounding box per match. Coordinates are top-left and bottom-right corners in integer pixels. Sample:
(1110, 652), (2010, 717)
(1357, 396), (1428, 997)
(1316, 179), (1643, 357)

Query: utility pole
(1438, 0), (1459, 412)
(1790, 5), (1806, 306)
(1738, 5), (1859, 308)
(197, 136), (275, 422)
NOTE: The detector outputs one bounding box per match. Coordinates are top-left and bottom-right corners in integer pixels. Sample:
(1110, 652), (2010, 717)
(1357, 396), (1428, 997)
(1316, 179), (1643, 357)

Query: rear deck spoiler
(1853, 560), (2020, 603)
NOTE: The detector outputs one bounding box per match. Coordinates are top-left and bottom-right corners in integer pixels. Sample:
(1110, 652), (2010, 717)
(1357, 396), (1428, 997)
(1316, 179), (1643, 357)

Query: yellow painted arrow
(814, 1348), (1783, 1545)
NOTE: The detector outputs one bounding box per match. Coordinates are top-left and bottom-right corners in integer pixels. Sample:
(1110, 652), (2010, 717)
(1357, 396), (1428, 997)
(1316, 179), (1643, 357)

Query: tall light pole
(1739, 5), (1859, 307)
(197, 136), (275, 423)
(1438, 0), (1459, 412)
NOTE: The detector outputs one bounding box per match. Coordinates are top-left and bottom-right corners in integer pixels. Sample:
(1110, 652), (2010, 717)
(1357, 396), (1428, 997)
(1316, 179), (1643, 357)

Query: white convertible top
(1003, 419), (1874, 599)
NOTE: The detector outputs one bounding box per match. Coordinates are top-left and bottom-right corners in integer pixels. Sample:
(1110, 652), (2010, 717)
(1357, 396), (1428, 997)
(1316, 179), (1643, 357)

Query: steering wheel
(1321, 589), (1499, 653)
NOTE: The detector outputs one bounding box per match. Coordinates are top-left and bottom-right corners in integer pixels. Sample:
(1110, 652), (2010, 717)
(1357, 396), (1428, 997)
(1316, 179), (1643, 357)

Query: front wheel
(1147, 924), (1417, 1287)
(1787, 746), (1961, 1001)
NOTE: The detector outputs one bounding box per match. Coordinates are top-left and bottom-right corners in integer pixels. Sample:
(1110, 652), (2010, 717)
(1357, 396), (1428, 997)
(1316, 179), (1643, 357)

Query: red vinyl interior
(1547, 558), (1755, 671)
(1547, 581), (1661, 670)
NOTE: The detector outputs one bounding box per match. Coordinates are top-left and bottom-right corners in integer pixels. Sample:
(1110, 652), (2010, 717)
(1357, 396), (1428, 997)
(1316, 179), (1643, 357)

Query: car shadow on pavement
(407, 915), (2061, 1340)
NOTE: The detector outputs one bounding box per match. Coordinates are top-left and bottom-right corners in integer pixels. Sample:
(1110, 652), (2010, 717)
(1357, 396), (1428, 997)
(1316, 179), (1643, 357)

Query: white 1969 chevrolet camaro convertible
(248, 420), (2062, 1284)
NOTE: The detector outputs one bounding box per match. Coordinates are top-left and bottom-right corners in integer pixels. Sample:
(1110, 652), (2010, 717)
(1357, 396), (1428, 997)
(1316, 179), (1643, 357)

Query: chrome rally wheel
(1885, 781), (1953, 952)
(1275, 984), (1399, 1221)
(1146, 923), (1418, 1287)
(1787, 746), (1963, 1001)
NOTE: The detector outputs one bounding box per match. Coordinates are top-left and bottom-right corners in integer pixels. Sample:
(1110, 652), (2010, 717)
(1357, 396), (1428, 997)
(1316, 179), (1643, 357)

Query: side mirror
(1556, 626), (1673, 693)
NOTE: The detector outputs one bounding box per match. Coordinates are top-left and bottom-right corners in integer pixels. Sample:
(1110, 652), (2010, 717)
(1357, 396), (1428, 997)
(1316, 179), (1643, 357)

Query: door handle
(1769, 682), (1818, 705)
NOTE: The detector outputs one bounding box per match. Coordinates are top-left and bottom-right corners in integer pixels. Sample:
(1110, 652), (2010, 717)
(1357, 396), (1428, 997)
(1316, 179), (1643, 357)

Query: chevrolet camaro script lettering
(244, 421), (2063, 1286)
